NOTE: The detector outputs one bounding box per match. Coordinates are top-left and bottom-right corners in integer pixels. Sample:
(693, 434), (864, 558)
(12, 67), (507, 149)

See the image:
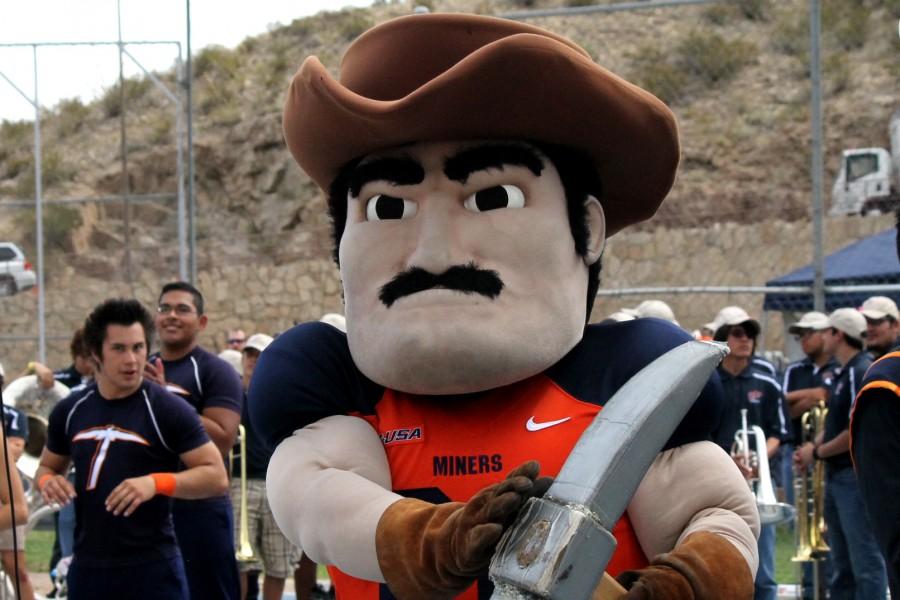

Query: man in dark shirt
(711, 306), (786, 600)
(860, 296), (900, 360)
(795, 308), (887, 599)
(145, 281), (243, 600)
(230, 332), (303, 600)
(36, 298), (228, 600)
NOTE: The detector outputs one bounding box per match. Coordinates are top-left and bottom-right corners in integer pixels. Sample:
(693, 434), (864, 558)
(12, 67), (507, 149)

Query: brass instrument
(732, 409), (795, 526)
(234, 424), (255, 562)
(792, 402), (829, 598)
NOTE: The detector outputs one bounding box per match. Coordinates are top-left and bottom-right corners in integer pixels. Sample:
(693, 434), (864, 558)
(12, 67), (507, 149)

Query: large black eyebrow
(443, 144), (545, 184)
(348, 157), (425, 197)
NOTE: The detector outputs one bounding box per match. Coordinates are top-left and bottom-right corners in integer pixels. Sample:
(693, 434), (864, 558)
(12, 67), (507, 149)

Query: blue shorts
(67, 555), (188, 600)
(173, 496), (240, 600)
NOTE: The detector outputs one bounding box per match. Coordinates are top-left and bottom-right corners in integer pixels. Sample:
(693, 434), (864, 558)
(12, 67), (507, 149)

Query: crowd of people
(603, 294), (898, 600)
(0, 282), (335, 600)
(1, 9), (898, 600)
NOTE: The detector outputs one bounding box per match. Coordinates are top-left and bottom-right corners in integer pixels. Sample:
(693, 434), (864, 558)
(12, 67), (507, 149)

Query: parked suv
(0, 242), (37, 296)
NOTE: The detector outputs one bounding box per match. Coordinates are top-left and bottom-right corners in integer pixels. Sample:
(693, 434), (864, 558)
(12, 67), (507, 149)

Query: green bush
(0, 119), (32, 146)
(100, 78), (153, 119)
(13, 150), (74, 197)
(55, 97), (90, 137)
(335, 9), (373, 40)
(194, 45), (242, 79)
(737, 0), (771, 20)
(823, 1), (869, 50)
(630, 46), (689, 105)
(13, 203), (83, 252)
(675, 30), (756, 85)
(566, 0), (596, 6)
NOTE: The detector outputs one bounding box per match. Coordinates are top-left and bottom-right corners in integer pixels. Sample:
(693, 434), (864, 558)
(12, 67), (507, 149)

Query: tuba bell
(732, 408), (795, 526)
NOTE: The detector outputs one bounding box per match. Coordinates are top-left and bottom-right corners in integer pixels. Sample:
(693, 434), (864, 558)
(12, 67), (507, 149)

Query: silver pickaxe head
(489, 340), (729, 600)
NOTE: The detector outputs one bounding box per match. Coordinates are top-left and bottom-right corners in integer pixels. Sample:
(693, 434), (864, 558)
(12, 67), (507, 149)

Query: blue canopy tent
(764, 228), (900, 312)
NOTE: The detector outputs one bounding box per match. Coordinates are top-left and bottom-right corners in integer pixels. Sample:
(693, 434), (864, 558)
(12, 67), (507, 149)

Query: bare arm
(36, 448), (76, 506)
(200, 408), (240, 456)
(267, 415), (402, 582)
(628, 441), (760, 577)
(30, 362), (55, 390)
(0, 430), (28, 529)
(104, 440), (228, 516)
(786, 387), (827, 418)
(5, 438), (24, 464)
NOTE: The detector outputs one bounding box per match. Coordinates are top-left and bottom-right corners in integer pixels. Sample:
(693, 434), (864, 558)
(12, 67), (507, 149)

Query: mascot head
(283, 13), (678, 395)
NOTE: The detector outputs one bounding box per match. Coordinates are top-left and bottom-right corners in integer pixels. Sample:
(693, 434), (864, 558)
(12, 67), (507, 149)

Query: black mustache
(379, 263), (504, 308)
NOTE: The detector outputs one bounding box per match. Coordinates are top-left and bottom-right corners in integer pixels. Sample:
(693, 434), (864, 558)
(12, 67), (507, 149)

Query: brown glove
(616, 531), (754, 600)
(375, 461), (552, 600)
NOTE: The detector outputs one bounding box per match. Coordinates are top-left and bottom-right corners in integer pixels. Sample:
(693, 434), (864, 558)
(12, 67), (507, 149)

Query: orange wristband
(150, 473), (176, 497)
(37, 473), (53, 491)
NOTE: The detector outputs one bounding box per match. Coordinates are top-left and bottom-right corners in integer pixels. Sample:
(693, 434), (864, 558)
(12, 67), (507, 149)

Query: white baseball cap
(712, 305), (760, 340)
(826, 308), (867, 342)
(634, 299), (679, 325)
(244, 333), (274, 353)
(319, 313), (347, 332)
(859, 296), (899, 321)
(788, 311), (829, 334)
(605, 310), (637, 322)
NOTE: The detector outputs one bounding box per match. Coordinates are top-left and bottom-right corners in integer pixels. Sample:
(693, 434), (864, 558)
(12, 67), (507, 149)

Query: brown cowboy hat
(283, 13), (680, 237)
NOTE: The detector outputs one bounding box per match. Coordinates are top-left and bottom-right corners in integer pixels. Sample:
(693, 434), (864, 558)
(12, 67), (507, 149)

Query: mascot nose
(406, 200), (464, 273)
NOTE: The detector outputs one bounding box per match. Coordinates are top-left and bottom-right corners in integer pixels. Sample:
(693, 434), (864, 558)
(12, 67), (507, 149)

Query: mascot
(251, 13), (760, 600)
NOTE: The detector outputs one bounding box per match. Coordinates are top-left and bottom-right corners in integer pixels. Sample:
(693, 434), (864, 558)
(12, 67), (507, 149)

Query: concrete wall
(1, 213), (893, 378)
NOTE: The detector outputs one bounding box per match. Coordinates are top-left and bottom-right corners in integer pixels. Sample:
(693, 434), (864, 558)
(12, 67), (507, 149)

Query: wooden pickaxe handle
(592, 572), (627, 600)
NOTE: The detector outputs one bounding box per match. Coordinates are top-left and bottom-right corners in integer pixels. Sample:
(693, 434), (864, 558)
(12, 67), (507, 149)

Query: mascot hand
(615, 532), (753, 600)
(376, 460), (552, 600)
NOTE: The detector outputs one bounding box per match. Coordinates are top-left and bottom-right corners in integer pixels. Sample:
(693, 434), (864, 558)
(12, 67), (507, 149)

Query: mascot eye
(463, 185), (525, 212)
(366, 195), (417, 221)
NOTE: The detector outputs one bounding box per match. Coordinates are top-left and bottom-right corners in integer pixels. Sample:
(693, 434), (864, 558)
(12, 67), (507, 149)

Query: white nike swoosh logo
(525, 416), (572, 432)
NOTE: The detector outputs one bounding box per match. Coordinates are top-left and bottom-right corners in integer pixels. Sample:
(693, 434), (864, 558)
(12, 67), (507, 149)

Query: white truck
(830, 109), (900, 216)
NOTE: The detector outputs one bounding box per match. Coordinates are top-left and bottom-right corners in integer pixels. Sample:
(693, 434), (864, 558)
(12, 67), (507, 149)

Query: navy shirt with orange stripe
(250, 319), (724, 600)
(850, 351), (900, 595)
(45, 381), (209, 567)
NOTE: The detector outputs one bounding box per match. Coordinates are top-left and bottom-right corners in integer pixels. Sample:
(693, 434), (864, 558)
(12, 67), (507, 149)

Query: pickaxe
(489, 340), (729, 600)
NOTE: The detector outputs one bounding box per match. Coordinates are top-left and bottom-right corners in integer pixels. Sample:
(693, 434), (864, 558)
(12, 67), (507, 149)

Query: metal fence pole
(32, 45), (46, 364)
(810, 0), (825, 311)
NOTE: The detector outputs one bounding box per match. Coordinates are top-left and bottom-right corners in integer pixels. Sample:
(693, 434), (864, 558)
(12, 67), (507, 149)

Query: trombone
(732, 409), (795, 526)
(791, 402), (829, 599)
(233, 424), (255, 562)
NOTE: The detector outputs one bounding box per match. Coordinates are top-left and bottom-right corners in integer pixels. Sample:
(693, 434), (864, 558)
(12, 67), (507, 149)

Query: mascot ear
(583, 195), (606, 266)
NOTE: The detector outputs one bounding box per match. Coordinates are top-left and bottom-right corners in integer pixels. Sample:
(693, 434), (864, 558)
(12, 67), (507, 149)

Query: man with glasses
(712, 306), (787, 600)
(859, 296), (900, 359)
(795, 308), (887, 600)
(783, 311), (837, 599)
(226, 330), (247, 352)
(145, 281), (244, 600)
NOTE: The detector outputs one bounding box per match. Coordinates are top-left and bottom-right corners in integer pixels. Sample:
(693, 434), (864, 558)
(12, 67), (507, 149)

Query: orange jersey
(250, 319), (724, 600)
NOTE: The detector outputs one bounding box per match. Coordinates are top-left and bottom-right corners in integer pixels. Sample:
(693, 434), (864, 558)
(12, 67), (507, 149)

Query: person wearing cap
(852, 335), (900, 598)
(795, 308), (887, 599)
(631, 299), (680, 326)
(710, 307), (787, 600)
(251, 13), (759, 600)
(228, 333), (306, 600)
(859, 296), (900, 359)
(782, 311), (837, 599)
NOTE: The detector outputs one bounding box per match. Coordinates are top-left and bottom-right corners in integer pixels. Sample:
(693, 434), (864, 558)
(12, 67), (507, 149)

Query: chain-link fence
(2, 0), (898, 376)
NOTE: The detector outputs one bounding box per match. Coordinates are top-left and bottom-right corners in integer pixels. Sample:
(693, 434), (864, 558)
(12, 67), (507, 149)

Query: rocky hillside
(0, 0), (898, 277)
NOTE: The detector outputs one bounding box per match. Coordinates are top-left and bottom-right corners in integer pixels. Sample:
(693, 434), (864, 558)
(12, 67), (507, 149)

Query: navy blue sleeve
(761, 380), (786, 441)
(248, 322), (383, 450)
(150, 384), (210, 454)
(46, 397), (73, 456)
(3, 407), (27, 440)
(200, 353), (244, 415)
(548, 318), (725, 451)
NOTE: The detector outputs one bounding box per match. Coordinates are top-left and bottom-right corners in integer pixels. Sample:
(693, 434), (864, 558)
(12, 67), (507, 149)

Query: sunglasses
(728, 328), (752, 339)
(227, 338), (245, 344)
